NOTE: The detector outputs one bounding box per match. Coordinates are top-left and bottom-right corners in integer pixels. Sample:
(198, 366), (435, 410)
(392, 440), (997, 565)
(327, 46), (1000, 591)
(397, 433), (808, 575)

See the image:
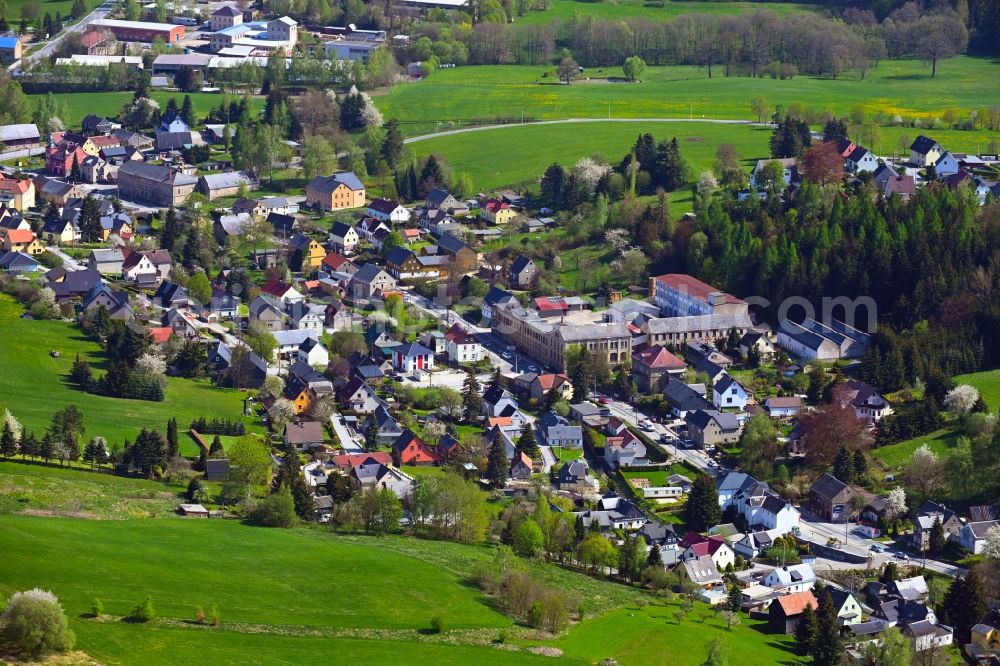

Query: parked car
(894, 551), (909, 561)
(598, 395), (611, 405)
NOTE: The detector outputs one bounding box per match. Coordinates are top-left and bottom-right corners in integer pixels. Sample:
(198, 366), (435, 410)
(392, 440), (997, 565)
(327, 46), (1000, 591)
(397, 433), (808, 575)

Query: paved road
(9, 0), (115, 71)
(403, 117), (770, 144)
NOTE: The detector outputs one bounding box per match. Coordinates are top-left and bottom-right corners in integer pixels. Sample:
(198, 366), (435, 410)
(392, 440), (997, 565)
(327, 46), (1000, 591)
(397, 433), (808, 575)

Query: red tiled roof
(4, 229), (35, 244)
(322, 252), (350, 270)
(534, 296), (568, 312)
(653, 273), (744, 305)
(633, 345), (685, 370)
(332, 452), (392, 469)
(0, 176), (32, 194)
(535, 373), (568, 390)
(775, 591), (818, 616)
(261, 277), (292, 297)
(81, 30), (106, 48)
(148, 327), (173, 344)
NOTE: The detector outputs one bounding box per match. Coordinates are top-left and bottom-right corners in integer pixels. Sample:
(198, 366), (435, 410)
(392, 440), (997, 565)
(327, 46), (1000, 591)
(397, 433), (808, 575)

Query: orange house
(392, 429), (441, 465)
(305, 171), (366, 211)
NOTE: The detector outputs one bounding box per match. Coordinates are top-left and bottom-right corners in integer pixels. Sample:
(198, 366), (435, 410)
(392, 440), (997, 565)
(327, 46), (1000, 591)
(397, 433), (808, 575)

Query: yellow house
(305, 172), (366, 211)
(0, 175), (35, 212)
(2, 229), (45, 254)
(291, 233), (324, 268)
(286, 386), (313, 414)
(481, 199), (517, 225)
(971, 623), (999, 654)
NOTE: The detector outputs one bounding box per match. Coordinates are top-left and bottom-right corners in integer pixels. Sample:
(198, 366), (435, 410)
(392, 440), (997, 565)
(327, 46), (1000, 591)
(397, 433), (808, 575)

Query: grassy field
(955, 369), (1000, 413)
(871, 427), (960, 470)
(0, 295), (252, 450)
(529, 599), (800, 666)
(0, 514), (636, 664)
(0, 460), (183, 519)
(872, 369), (1000, 470)
(6, 0), (103, 22)
(518, 0), (814, 25)
(408, 120), (773, 209)
(25, 91), (266, 129)
(378, 58), (1000, 142)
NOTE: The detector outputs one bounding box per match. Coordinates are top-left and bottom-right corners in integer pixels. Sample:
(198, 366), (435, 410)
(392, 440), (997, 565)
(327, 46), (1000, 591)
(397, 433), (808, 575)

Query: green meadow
(377, 58), (1000, 140)
(407, 120), (773, 209)
(871, 369), (998, 470)
(517, 0), (815, 25)
(25, 91), (266, 129)
(0, 295), (251, 449)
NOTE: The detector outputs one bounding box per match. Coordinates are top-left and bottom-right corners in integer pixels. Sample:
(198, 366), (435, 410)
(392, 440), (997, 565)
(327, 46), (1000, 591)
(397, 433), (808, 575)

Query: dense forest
(677, 178), (1000, 381)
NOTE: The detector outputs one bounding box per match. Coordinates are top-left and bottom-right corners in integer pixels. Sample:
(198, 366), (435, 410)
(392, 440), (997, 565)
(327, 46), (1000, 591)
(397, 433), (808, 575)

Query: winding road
(403, 117), (770, 144)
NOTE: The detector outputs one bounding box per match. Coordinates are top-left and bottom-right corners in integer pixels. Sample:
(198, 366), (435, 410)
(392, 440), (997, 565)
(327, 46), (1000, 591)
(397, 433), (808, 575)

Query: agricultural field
(407, 120), (773, 209)
(377, 58), (1000, 142)
(517, 0), (815, 25)
(0, 295), (252, 450)
(24, 91), (265, 129)
(0, 514), (632, 665)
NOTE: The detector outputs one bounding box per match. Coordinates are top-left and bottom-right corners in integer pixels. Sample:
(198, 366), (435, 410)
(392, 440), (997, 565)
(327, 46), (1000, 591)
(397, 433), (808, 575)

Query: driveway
(329, 413), (365, 453)
(46, 246), (84, 271)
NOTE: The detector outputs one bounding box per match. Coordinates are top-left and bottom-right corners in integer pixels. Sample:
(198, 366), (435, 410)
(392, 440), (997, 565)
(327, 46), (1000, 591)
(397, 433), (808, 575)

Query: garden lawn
(406, 120), (773, 211)
(871, 427), (960, 470)
(0, 460), (183, 519)
(379, 58), (1000, 140)
(525, 599), (801, 666)
(0, 295), (253, 451)
(25, 91), (266, 129)
(518, 0), (814, 25)
(954, 369), (1000, 413)
(554, 447), (583, 462)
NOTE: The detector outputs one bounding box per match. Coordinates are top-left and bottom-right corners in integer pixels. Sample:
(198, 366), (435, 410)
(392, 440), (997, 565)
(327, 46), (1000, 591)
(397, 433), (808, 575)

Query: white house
(733, 529), (782, 559)
(763, 564), (816, 593)
(329, 221), (360, 254)
(288, 301), (325, 332)
(272, 328), (319, 362)
(933, 152), (959, 178)
(845, 146), (879, 173)
(910, 135), (943, 167)
(958, 520), (999, 554)
(718, 472), (800, 535)
(367, 198), (410, 224)
(903, 620), (954, 652)
(605, 431), (647, 468)
(712, 374), (750, 411)
(297, 337), (329, 367)
(393, 342), (435, 374)
(444, 323), (486, 364)
(681, 536), (735, 571)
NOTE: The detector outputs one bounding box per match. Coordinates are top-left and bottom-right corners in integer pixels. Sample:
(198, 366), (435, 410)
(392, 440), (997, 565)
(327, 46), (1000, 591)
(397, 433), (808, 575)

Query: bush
(128, 595), (155, 623)
(210, 603), (220, 627)
(91, 597), (103, 617)
(1, 589), (75, 657)
(251, 488), (297, 528)
(429, 615), (444, 634)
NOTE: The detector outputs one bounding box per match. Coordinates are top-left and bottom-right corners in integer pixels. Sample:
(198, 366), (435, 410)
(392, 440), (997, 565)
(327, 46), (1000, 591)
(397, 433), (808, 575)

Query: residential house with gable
(712, 374), (750, 411)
